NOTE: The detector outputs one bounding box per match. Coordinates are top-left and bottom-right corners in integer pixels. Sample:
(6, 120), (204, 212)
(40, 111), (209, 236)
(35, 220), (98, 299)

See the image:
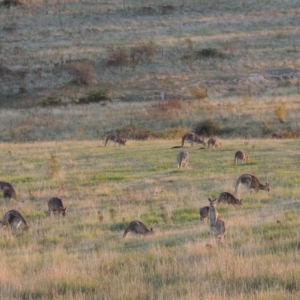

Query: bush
(116, 125), (161, 140)
(78, 89), (111, 105)
(193, 119), (222, 136)
(190, 87), (208, 100)
(106, 45), (129, 70)
(69, 60), (97, 86)
(272, 127), (300, 139)
(274, 101), (286, 123)
(40, 96), (62, 107)
(2, 0), (26, 7)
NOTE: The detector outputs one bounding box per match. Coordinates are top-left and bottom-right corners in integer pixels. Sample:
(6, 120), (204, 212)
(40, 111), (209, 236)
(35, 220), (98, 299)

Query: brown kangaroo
(218, 192), (242, 205)
(177, 151), (189, 168)
(0, 210), (29, 234)
(199, 206), (209, 223)
(234, 150), (248, 164)
(123, 220), (154, 238)
(208, 198), (226, 239)
(207, 137), (221, 149)
(105, 133), (126, 147)
(172, 132), (206, 148)
(235, 174), (270, 197)
(0, 181), (17, 202)
(48, 197), (67, 217)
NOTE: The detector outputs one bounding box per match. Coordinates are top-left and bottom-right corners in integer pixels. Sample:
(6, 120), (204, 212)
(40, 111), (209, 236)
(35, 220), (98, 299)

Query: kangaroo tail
(123, 228), (130, 238)
(234, 179), (241, 196)
(172, 146), (182, 149)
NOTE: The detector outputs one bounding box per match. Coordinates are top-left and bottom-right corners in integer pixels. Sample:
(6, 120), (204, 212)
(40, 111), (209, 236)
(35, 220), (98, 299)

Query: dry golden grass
(0, 139), (299, 298)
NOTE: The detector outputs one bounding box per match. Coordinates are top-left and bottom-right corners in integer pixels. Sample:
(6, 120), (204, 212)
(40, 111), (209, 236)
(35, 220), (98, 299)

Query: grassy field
(0, 139), (300, 299)
(0, 1), (300, 298)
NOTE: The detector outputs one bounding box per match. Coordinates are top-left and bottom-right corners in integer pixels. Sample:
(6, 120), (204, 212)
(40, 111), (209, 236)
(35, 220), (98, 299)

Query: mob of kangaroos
(0, 181), (17, 202)
(234, 150), (248, 164)
(235, 174), (270, 197)
(48, 197), (67, 217)
(218, 192), (242, 205)
(172, 132), (206, 148)
(207, 137), (221, 149)
(208, 198), (226, 240)
(177, 151), (189, 168)
(104, 133), (126, 147)
(0, 210), (29, 234)
(123, 220), (154, 238)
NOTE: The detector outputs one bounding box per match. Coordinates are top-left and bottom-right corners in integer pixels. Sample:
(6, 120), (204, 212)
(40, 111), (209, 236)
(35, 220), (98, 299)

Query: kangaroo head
(266, 182), (270, 193)
(149, 228), (154, 235)
(123, 140), (127, 145)
(61, 206), (67, 216)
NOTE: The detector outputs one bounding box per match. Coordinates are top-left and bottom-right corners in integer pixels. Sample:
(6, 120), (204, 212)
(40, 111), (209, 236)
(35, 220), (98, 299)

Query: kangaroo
(234, 150), (248, 164)
(104, 133), (126, 147)
(172, 132), (206, 148)
(48, 197), (67, 217)
(235, 174), (270, 197)
(208, 198), (226, 239)
(218, 192), (242, 205)
(0, 210), (29, 234)
(0, 181), (17, 202)
(207, 137), (221, 149)
(177, 151), (189, 168)
(199, 206), (209, 223)
(123, 220), (154, 238)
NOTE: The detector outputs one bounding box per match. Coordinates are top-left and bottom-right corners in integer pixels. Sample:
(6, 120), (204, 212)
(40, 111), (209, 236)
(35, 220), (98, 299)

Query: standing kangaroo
(234, 150), (248, 164)
(235, 174), (270, 197)
(218, 192), (242, 205)
(0, 181), (17, 202)
(199, 206), (209, 223)
(48, 197), (67, 217)
(207, 137), (221, 149)
(208, 198), (226, 239)
(177, 151), (189, 168)
(105, 133), (126, 147)
(123, 220), (154, 238)
(172, 132), (206, 148)
(0, 210), (29, 233)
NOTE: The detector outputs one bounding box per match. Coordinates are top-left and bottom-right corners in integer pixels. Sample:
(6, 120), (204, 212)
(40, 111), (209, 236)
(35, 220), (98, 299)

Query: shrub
(272, 127), (300, 139)
(77, 89), (111, 105)
(130, 41), (158, 69)
(190, 87), (208, 100)
(163, 127), (187, 139)
(40, 96), (62, 107)
(69, 60), (97, 86)
(106, 45), (129, 70)
(193, 119), (222, 136)
(3, 0), (26, 7)
(274, 101), (286, 123)
(116, 125), (161, 140)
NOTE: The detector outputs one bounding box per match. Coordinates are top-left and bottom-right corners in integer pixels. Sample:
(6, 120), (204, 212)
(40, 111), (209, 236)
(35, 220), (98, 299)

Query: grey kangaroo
(0, 210), (29, 234)
(48, 197), (67, 217)
(0, 181), (17, 202)
(123, 221), (154, 238)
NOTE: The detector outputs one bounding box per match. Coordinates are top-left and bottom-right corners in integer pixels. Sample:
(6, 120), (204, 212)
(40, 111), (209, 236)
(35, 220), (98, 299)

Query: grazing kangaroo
(234, 150), (248, 164)
(177, 151), (189, 168)
(0, 210), (29, 233)
(123, 220), (154, 238)
(172, 132), (206, 148)
(207, 137), (221, 149)
(0, 181), (17, 202)
(48, 197), (67, 217)
(235, 174), (270, 197)
(199, 206), (209, 223)
(104, 133), (126, 147)
(218, 192), (242, 205)
(208, 198), (226, 239)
